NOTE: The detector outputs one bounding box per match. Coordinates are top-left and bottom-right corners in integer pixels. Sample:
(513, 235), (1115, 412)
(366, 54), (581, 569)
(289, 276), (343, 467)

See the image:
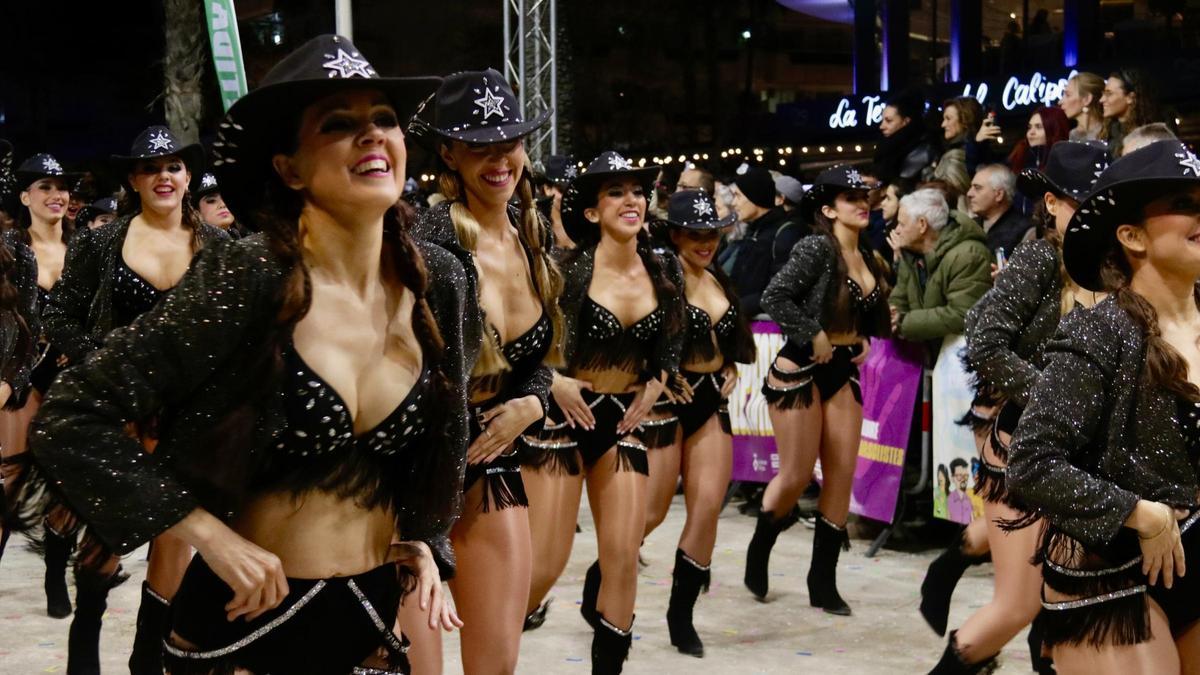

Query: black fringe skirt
(518, 390), (650, 475)
(974, 401), (1024, 507)
(166, 555), (410, 675)
(1038, 510), (1200, 648)
(464, 401), (529, 513)
(675, 370), (732, 440)
(761, 340), (862, 410)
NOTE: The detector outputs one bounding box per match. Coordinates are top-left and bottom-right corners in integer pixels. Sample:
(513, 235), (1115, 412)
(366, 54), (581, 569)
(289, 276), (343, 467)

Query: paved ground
(0, 496), (1034, 674)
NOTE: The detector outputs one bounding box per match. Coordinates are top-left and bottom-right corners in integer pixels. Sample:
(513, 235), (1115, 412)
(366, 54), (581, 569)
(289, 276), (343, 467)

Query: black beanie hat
(734, 166), (776, 209)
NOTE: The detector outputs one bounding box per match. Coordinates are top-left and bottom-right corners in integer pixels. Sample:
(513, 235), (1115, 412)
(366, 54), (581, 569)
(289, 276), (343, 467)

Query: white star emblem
(607, 154), (633, 171)
(201, 174), (217, 189)
(565, 165), (578, 179)
(692, 198), (714, 217)
(1178, 151), (1200, 176)
(42, 156), (62, 174)
(322, 49), (374, 79)
(147, 130), (174, 152)
(846, 168), (863, 185)
(473, 84), (506, 121)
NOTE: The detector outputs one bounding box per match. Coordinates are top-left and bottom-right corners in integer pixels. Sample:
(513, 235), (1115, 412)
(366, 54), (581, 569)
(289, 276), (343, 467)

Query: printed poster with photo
(930, 335), (985, 524)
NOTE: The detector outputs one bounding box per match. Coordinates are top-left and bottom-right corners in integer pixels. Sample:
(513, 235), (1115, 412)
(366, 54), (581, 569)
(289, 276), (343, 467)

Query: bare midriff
(233, 491), (398, 579)
(571, 366), (644, 395)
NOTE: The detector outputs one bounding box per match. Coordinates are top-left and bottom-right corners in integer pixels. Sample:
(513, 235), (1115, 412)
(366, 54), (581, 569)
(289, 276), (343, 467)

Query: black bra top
(471, 311), (552, 401)
(847, 277), (882, 311)
(112, 258), (172, 329)
(254, 345), (432, 506)
(573, 297), (664, 373)
(279, 348), (430, 458)
(683, 302), (737, 364)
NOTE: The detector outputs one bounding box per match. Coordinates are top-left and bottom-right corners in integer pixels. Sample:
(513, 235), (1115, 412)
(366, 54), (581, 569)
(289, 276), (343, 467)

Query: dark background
(3, 0), (1199, 182)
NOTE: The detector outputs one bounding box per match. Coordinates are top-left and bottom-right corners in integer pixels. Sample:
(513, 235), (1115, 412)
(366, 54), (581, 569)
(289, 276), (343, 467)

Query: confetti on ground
(566, 657), (584, 662)
(796, 651), (813, 656)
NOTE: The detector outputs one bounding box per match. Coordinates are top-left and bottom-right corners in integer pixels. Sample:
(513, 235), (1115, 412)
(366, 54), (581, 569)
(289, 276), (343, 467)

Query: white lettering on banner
(205, 1), (248, 111)
(828, 95), (886, 129)
(829, 98), (858, 129)
(825, 70), (1078, 130)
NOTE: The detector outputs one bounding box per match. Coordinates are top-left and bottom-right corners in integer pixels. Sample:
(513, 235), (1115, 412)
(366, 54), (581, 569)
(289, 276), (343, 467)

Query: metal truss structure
(503, 0), (558, 164)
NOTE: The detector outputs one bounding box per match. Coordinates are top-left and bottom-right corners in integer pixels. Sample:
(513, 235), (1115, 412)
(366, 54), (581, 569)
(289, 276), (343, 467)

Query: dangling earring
(1081, 106), (1089, 114)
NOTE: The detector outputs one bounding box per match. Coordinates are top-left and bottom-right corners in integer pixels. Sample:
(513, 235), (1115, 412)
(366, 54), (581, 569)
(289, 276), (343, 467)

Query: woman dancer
(192, 172), (243, 237)
(748, 165), (890, 614)
(26, 35), (463, 674)
(1061, 72), (1105, 142)
(928, 141), (1110, 673)
(642, 189), (755, 657)
(1006, 139), (1200, 672)
(0, 154), (74, 613)
(522, 151), (683, 673)
(0, 155), (42, 567)
(34, 124), (226, 674)
(411, 68), (562, 675)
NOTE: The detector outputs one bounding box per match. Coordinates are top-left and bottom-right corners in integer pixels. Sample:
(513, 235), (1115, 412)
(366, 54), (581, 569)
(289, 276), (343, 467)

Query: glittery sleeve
(3, 237), (39, 400)
(42, 224), (103, 363)
(1006, 308), (1141, 547)
(652, 250), (686, 377)
(410, 240), (469, 580)
(761, 235), (833, 346)
(29, 239), (265, 554)
(965, 239), (1060, 406)
(555, 247), (592, 368)
(513, 365), (552, 418)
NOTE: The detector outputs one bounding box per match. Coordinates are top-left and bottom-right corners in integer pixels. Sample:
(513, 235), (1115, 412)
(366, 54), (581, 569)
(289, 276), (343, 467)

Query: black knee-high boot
(66, 570), (112, 675)
(929, 630), (999, 674)
(44, 527), (74, 618)
(667, 549), (710, 658)
(591, 614), (633, 675)
(807, 514), (852, 616)
(129, 582), (169, 675)
(920, 529), (989, 636)
(580, 559), (601, 628)
(743, 507), (799, 599)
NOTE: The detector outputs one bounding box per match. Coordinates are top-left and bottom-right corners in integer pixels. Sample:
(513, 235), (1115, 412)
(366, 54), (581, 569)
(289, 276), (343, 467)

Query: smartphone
(984, 110), (997, 127)
(995, 247), (1007, 270)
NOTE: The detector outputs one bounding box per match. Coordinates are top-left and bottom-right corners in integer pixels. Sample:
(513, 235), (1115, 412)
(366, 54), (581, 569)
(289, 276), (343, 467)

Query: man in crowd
(887, 188), (992, 345)
(965, 164), (1032, 255)
(676, 162), (716, 194)
(774, 174), (805, 214)
(725, 166), (807, 317)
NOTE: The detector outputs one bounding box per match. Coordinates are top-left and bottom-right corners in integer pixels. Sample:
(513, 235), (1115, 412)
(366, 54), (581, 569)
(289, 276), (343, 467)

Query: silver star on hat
(846, 168), (863, 185)
(607, 154), (633, 171)
(147, 130), (174, 152)
(322, 49), (374, 79)
(1178, 151), (1200, 176)
(42, 157), (62, 174)
(473, 84), (506, 121)
(200, 174), (217, 189)
(692, 198), (713, 217)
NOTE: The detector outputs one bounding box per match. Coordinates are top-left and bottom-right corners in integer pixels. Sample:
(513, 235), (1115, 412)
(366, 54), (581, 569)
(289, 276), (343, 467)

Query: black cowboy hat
(797, 164), (870, 222)
(74, 196), (117, 228)
(192, 172), (220, 200)
(1017, 141), (1110, 203)
(664, 189), (735, 230)
(211, 34), (440, 223)
(412, 68), (550, 146)
(111, 125), (205, 176)
(15, 153), (81, 189)
(561, 151), (660, 242)
(1064, 139), (1200, 292)
(541, 154), (578, 186)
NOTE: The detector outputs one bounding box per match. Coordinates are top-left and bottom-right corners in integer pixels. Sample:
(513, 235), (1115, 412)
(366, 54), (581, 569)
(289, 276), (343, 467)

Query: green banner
(204, 0), (248, 112)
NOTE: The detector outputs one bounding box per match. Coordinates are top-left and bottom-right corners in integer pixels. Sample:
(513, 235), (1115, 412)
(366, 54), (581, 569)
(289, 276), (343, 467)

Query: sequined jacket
(760, 234), (890, 347)
(0, 231), (40, 403)
(27, 236), (469, 576)
(44, 215), (229, 364)
(1007, 296), (1200, 548)
(557, 243), (685, 381)
(414, 201), (552, 413)
(964, 239), (1063, 406)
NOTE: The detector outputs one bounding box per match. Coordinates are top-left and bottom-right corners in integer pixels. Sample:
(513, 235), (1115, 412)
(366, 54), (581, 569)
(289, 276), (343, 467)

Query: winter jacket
(889, 210), (992, 342)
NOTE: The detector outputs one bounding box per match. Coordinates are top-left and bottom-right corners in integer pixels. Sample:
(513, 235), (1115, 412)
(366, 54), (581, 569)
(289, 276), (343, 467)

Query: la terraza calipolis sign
(826, 69), (1078, 130)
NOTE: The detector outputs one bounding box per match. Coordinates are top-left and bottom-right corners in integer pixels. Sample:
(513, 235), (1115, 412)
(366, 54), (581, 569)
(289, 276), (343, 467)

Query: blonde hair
(438, 162), (565, 377)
